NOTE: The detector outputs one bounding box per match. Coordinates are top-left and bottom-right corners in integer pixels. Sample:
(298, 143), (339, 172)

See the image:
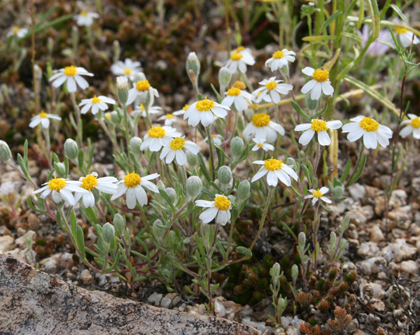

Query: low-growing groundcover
(1, 0), (420, 334)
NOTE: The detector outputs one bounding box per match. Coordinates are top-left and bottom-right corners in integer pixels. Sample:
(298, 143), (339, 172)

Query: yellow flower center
(212, 135), (218, 138)
(183, 104), (190, 111)
(252, 113), (271, 127)
(312, 189), (323, 198)
(81, 174), (98, 191)
(91, 95), (101, 104)
(13, 27), (20, 34)
(105, 113), (111, 119)
(124, 172), (141, 188)
(214, 195), (231, 211)
(311, 119), (328, 132)
(81, 11), (88, 17)
(196, 98), (215, 112)
(273, 50), (285, 59)
(169, 137), (186, 150)
(136, 80), (151, 91)
(231, 52), (243, 61)
(64, 66), (77, 77)
(165, 113), (174, 119)
(236, 46), (245, 52)
(264, 158), (283, 171)
(148, 126), (166, 138)
(313, 69), (329, 82)
(359, 117), (379, 132)
(395, 27), (408, 34)
(411, 117), (420, 128)
(265, 81), (277, 90)
(234, 81), (246, 90)
(227, 87), (241, 96)
(47, 177), (67, 192)
(139, 103), (145, 111)
(257, 143), (264, 148)
(39, 112), (48, 118)
(124, 68), (132, 75)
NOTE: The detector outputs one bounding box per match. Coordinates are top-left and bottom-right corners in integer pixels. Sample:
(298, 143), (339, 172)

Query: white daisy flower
(342, 116), (393, 149)
(140, 125), (181, 152)
(127, 80), (159, 105)
(304, 187), (332, 206)
(158, 113), (179, 126)
(252, 77), (293, 104)
(400, 114), (420, 139)
(160, 136), (199, 165)
(394, 26), (419, 48)
(195, 194), (232, 226)
(173, 104), (191, 116)
(131, 103), (162, 119)
(110, 58), (142, 81)
(184, 97), (230, 127)
(79, 95), (116, 115)
(243, 113), (285, 142)
(49, 66), (93, 93)
(301, 67), (334, 100)
(33, 177), (88, 206)
(204, 134), (223, 146)
(251, 157), (298, 187)
(7, 26), (28, 38)
(224, 46), (255, 74)
(221, 86), (253, 112)
(252, 138), (274, 152)
(265, 49), (296, 72)
(29, 111), (61, 129)
(111, 172), (159, 209)
(74, 11), (99, 27)
(294, 119), (343, 146)
(74, 172), (118, 208)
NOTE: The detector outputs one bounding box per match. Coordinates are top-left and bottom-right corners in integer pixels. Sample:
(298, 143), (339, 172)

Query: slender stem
(224, 216), (237, 262)
(311, 203), (320, 271)
(206, 126), (215, 180)
(249, 187), (274, 251)
(98, 117), (121, 151)
(224, 0), (231, 54)
(70, 93), (83, 148)
(30, 0), (38, 115)
(345, 142), (365, 187)
(221, 110), (239, 148)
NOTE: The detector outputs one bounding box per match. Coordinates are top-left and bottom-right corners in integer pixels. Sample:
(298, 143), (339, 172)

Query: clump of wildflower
(29, 111), (61, 129)
(111, 58), (142, 81)
(74, 11), (99, 26)
(49, 66), (93, 93)
(301, 67), (334, 100)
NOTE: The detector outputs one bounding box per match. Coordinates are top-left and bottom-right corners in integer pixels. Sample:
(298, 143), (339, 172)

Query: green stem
(70, 92), (83, 148)
(224, 216), (237, 262)
(249, 187), (274, 251)
(206, 126), (215, 180)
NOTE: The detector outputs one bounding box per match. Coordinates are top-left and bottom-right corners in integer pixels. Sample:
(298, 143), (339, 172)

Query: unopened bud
(186, 52), (200, 80)
(64, 139), (79, 161)
(102, 222), (115, 244)
(298, 232), (306, 248)
(291, 264), (299, 282)
(153, 219), (166, 243)
(218, 67), (232, 89)
(54, 162), (66, 177)
(113, 213), (126, 235)
(270, 262), (281, 279)
(237, 180), (250, 200)
(218, 166), (232, 185)
(157, 180), (165, 190)
(279, 64), (289, 76)
(110, 111), (121, 124)
(165, 187), (177, 204)
(129, 137), (142, 156)
(305, 93), (319, 112)
(186, 176), (202, 200)
(231, 136), (244, 160)
(0, 140), (12, 162)
(186, 152), (197, 167)
(329, 231), (337, 247)
(116, 76), (128, 104)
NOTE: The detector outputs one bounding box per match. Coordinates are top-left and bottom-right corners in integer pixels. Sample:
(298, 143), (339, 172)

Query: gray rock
(242, 317), (268, 334)
(348, 183), (366, 200)
(80, 269), (94, 285)
(357, 242), (380, 259)
(148, 292), (163, 306)
(381, 239), (417, 262)
(0, 254), (258, 335)
(15, 230), (37, 249)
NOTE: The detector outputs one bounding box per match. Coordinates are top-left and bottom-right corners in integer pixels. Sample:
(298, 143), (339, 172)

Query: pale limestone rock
(348, 183), (366, 200)
(399, 260), (419, 275)
(358, 242), (379, 259)
(0, 235), (14, 253)
(370, 225), (384, 243)
(357, 257), (386, 275)
(214, 299), (226, 318)
(15, 230), (37, 248)
(389, 189), (407, 208)
(80, 269), (94, 284)
(381, 239), (417, 262)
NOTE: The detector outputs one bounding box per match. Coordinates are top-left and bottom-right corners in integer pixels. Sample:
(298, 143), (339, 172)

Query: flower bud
(218, 67), (232, 90)
(102, 222), (115, 245)
(113, 213), (126, 235)
(186, 152), (197, 167)
(157, 180), (165, 190)
(186, 176), (202, 200)
(0, 140), (12, 162)
(165, 187), (177, 204)
(113, 40), (121, 63)
(54, 162), (66, 178)
(110, 111), (121, 124)
(329, 231), (337, 247)
(64, 139), (79, 161)
(129, 137), (143, 156)
(305, 93), (319, 112)
(186, 52), (200, 80)
(218, 166), (232, 185)
(279, 64), (289, 76)
(237, 180), (250, 200)
(270, 262), (281, 279)
(47, 37), (54, 55)
(291, 264), (299, 282)
(298, 232), (306, 248)
(231, 136), (244, 160)
(116, 76), (129, 105)
(153, 219), (166, 243)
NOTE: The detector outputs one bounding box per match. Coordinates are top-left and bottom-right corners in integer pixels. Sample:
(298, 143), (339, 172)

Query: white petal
(317, 131), (331, 146)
